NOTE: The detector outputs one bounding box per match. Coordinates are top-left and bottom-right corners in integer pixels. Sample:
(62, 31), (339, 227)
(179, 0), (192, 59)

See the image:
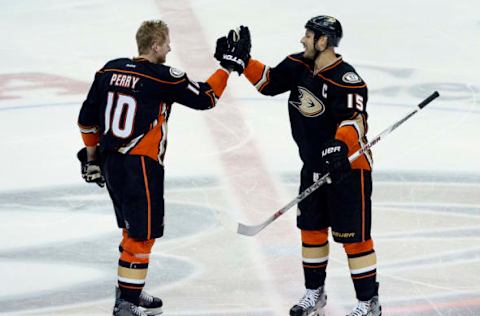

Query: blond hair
(136, 20), (169, 54)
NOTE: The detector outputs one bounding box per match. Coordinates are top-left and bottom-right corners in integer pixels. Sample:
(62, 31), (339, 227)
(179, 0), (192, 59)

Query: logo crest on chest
(289, 86), (325, 117)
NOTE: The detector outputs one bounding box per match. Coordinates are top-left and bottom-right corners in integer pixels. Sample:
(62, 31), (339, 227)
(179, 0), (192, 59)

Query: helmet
(305, 15), (342, 47)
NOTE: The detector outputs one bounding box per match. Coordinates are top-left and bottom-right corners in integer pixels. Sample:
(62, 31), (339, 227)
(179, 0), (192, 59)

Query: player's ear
(315, 36), (327, 50)
(151, 42), (159, 53)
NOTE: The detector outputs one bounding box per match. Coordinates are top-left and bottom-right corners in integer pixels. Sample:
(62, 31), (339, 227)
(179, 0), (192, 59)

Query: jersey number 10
(104, 92), (137, 138)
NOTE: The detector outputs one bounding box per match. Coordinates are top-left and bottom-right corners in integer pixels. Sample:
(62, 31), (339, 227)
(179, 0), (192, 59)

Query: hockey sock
(117, 230), (155, 305)
(344, 239), (378, 301)
(117, 260), (148, 305)
(301, 229), (329, 289)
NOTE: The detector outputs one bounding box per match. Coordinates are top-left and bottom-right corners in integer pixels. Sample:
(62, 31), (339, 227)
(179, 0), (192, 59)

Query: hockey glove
(77, 147), (105, 188)
(214, 36), (229, 62)
(320, 139), (351, 183)
(214, 26), (251, 75)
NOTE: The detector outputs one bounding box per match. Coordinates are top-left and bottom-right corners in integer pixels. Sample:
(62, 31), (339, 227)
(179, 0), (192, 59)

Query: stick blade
(237, 222), (263, 236)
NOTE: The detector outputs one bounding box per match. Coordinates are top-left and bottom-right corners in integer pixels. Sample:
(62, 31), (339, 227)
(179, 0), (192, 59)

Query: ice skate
(113, 299), (148, 316)
(115, 287), (163, 315)
(289, 286), (327, 316)
(346, 295), (381, 316)
(139, 290), (163, 315)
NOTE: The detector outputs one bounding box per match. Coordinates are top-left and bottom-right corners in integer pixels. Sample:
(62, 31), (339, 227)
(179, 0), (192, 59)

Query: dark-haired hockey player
(216, 17), (381, 316)
(78, 20), (250, 316)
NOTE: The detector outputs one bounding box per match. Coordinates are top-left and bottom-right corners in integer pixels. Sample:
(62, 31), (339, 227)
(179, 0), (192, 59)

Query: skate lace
(129, 304), (147, 316)
(348, 300), (370, 316)
(140, 291), (153, 304)
(297, 289), (320, 309)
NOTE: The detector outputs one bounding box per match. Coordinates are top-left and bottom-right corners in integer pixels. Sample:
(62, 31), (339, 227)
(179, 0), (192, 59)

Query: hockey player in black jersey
(216, 17), (381, 316)
(77, 20), (250, 316)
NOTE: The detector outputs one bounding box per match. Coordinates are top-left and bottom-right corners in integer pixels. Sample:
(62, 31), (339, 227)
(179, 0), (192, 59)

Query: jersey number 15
(347, 93), (364, 111)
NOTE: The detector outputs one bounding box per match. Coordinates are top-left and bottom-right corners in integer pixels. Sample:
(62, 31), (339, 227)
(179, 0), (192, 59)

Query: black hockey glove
(77, 147), (105, 188)
(214, 25), (251, 75)
(214, 36), (229, 61)
(320, 139), (352, 183)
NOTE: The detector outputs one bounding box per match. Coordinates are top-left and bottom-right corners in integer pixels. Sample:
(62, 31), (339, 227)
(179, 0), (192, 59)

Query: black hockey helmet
(305, 15), (342, 47)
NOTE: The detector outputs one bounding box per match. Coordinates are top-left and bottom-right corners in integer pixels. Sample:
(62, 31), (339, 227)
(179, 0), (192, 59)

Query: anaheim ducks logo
(289, 87), (325, 117)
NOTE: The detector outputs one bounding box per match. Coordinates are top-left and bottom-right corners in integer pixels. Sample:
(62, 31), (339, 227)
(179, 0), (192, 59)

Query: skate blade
(306, 299), (326, 316)
(306, 309), (325, 316)
(142, 307), (163, 315)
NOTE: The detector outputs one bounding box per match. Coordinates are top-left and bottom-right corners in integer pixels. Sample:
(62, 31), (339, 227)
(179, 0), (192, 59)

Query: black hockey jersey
(244, 53), (372, 170)
(78, 57), (228, 164)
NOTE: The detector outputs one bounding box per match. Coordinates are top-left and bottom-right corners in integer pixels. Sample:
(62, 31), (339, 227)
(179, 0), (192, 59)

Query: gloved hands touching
(214, 25), (251, 74)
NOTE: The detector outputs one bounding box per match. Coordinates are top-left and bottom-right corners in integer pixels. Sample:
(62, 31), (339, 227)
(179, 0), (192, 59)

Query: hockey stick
(237, 91), (440, 236)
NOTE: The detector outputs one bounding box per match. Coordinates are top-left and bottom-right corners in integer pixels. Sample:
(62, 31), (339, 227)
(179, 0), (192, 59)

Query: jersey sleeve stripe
(255, 66), (270, 91)
(78, 123), (99, 146)
(204, 89), (217, 107)
(257, 69), (272, 92)
(103, 68), (186, 85)
(78, 124), (99, 134)
(187, 84), (200, 95)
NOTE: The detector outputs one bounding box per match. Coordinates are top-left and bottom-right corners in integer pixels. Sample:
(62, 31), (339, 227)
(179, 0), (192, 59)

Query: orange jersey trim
(336, 125), (371, 170)
(129, 116), (165, 161)
(204, 89), (216, 106)
(206, 69), (229, 97)
(285, 55), (366, 88)
(361, 170), (365, 240)
(316, 72), (366, 89)
(140, 156), (152, 240)
(258, 70), (271, 92)
(319, 59), (343, 73)
(103, 68), (186, 85)
(286, 55), (313, 70)
(244, 59), (266, 85)
(81, 133), (99, 147)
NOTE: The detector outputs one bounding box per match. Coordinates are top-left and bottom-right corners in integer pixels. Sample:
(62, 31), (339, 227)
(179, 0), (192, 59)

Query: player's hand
(77, 148), (105, 188)
(214, 25), (251, 75)
(320, 139), (351, 183)
(214, 36), (229, 62)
